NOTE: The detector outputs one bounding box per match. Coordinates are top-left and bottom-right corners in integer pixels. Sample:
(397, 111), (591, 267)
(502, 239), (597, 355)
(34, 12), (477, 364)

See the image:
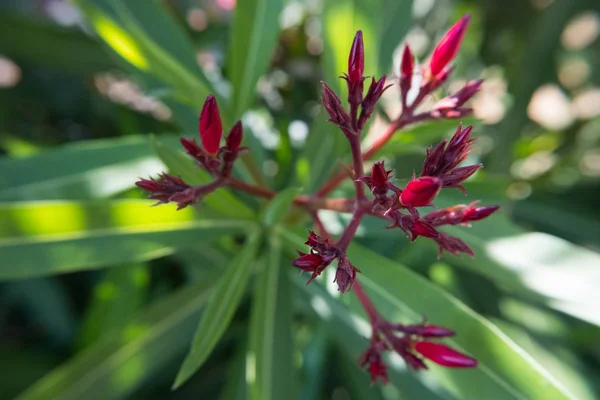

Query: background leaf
(247, 234), (296, 400)
(174, 231), (262, 389)
(228, 0), (285, 118)
(0, 200), (252, 279)
(16, 275), (219, 400)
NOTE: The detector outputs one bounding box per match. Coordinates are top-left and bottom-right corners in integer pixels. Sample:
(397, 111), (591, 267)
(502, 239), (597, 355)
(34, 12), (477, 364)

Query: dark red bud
(371, 162), (388, 186)
(420, 325), (456, 337)
(359, 76), (391, 128)
(414, 341), (477, 368)
(321, 82), (350, 127)
(368, 361), (389, 384)
(411, 220), (439, 239)
(453, 79), (483, 107)
(292, 251), (323, 272)
(463, 205), (500, 221)
(429, 14), (470, 78)
(401, 45), (414, 81)
(226, 120), (243, 151)
(442, 164), (482, 191)
(305, 230), (321, 248)
(400, 45), (414, 105)
(348, 30), (365, 85)
(180, 137), (203, 158)
(135, 174), (196, 209)
(435, 233), (474, 258)
(400, 177), (443, 207)
(334, 265), (357, 293)
(199, 95), (223, 154)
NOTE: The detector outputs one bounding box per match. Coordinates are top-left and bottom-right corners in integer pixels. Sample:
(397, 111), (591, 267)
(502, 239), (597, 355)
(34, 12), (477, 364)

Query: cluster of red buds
(136, 95), (246, 209)
(136, 13), (498, 385)
(359, 321), (477, 384)
(292, 230), (360, 293)
(292, 14), (498, 380)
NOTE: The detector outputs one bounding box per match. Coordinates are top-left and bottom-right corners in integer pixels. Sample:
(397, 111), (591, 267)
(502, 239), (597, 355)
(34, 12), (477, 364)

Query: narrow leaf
(173, 230), (262, 389)
(16, 275), (220, 400)
(77, 264), (149, 349)
(0, 134), (179, 201)
(247, 234), (296, 400)
(0, 200), (252, 279)
(228, 0), (284, 117)
(261, 187), (300, 227)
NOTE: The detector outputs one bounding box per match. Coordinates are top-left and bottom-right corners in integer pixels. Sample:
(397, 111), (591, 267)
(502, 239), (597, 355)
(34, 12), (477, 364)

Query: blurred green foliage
(0, 0), (599, 399)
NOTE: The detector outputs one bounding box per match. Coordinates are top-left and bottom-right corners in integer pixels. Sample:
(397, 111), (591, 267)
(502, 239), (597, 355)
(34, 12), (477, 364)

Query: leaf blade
(228, 0), (284, 117)
(247, 234), (296, 400)
(0, 200), (252, 279)
(16, 275), (220, 400)
(173, 230), (262, 389)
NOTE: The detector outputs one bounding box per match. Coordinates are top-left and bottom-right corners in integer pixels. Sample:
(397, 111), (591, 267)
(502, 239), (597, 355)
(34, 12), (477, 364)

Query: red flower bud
(358, 75), (391, 129)
(429, 15), (470, 78)
(334, 257), (359, 293)
(399, 323), (455, 337)
(348, 30), (365, 86)
(411, 220), (439, 240)
(463, 204), (500, 222)
(368, 361), (389, 384)
(414, 341), (477, 368)
(400, 44), (414, 82)
(420, 325), (456, 338)
(136, 173), (197, 210)
(292, 251), (323, 272)
(435, 233), (474, 258)
(226, 120), (243, 152)
(180, 137), (202, 158)
(399, 177), (442, 207)
(433, 80), (483, 111)
(321, 82), (350, 127)
(357, 161), (393, 197)
(199, 95), (223, 154)
(441, 164), (482, 193)
(400, 45), (414, 105)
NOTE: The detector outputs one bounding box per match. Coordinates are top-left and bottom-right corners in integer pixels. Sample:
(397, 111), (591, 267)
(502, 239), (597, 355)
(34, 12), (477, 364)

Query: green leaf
(73, 0), (213, 109)
(16, 275), (219, 400)
(228, 0), (284, 117)
(77, 264), (149, 349)
(261, 187), (300, 227)
(247, 235), (296, 400)
(150, 135), (255, 219)
(173, 230), (262, 389)
(377, 0), (413, 75)
(434, 190), (600, 328)
(281, 229), (575, 400)
(0, 12), (116, 74)
(0, 134), (179, 201)
(0, 200), (253, 280)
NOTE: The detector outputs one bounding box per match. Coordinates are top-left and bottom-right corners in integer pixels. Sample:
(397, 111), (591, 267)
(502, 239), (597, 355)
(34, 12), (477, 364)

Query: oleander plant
(1, 1), (600, 400)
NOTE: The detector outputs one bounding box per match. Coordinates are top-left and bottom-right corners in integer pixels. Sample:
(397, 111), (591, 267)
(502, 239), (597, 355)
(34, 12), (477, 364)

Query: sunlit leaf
(0, 134), (179, 201)
(0, 200), (254, 279)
